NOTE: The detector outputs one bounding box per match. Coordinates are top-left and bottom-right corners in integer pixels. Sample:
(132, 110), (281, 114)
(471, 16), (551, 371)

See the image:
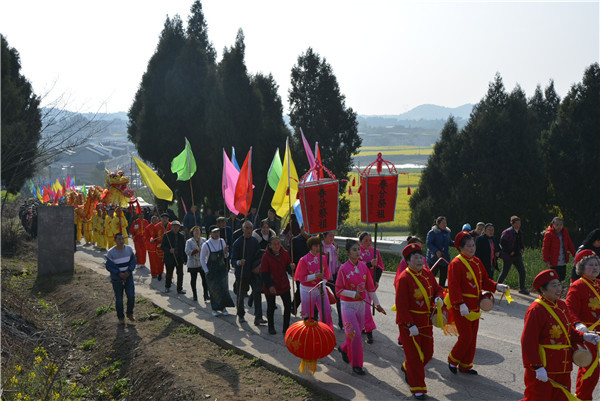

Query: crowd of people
(99, 206), (600, 401)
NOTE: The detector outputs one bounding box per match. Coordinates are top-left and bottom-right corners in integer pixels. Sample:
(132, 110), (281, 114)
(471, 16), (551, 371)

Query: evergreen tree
(409, 74), (549, 245)
(409, 116), (461, 237)
(288, 47), (361, 223)
(128, 3), (290, 215)
(251, 72), (292, 217)
(542, 63), (600, 239)
(1, 34), (42, 195)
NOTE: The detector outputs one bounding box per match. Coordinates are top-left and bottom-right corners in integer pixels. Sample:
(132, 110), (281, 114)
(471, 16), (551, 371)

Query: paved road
(74, 242), (598, 401)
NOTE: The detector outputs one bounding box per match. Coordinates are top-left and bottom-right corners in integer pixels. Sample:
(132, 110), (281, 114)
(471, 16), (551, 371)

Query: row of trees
(410, 63), (599, 246)
(128, 0), (360, 220)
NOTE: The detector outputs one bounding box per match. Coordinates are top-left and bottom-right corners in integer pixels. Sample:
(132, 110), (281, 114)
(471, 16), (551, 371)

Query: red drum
(479, 291), (495, 312)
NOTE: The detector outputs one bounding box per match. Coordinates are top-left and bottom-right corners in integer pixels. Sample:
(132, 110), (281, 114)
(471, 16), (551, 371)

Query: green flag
(171, 137), (197, 181)
(267, 148), (282, 191)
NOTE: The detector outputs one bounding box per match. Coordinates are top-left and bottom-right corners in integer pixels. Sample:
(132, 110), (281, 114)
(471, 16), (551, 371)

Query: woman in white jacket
(185, 226), (208, 302)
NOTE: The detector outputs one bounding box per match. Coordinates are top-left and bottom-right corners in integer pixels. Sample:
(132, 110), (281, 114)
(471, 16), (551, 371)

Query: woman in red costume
(521, 268), (599, 400)
(566, 250), (600, 401)
(447, 231), (507, 375)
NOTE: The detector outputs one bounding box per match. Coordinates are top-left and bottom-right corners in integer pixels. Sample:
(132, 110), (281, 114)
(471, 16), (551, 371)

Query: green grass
(81, 338), (96, 351)
(95, 305), (115, 316)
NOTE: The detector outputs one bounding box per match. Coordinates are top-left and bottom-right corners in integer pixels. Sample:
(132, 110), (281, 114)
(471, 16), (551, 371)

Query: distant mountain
(360, 103), (473, 122)
(396, 103), (473, 120)
(80, 111), (128, 121)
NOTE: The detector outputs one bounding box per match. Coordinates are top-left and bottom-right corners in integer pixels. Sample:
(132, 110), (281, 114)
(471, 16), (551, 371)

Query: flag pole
(286, 139), (297, 317)
(237, 147), (252, 315)
(254, 179), (268, 226)
(186, 138), (197, 228)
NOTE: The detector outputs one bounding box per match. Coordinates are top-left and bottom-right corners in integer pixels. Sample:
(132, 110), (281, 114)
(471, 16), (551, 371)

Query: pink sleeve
(323, 255), (332, 280)
(365, 265), (377, 292)
(294, 256), (307, 282)
(376, 250), (384, 270)
(335, 264), (346, 296)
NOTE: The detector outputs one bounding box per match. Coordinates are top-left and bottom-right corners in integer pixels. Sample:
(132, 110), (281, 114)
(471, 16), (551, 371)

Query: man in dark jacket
(161, 220), (187, 294)
(231, 221), (263, 324)
(475, 223), (500, 279)
(499, 216), (529, 295)
(182, 204), (202, 238)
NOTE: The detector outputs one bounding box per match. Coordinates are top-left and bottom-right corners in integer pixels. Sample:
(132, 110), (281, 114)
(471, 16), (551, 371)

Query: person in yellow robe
(93, 207), (105, 249)
(111, 206), (129, 245)
(83, 216), (93, 244)
(74, 208), (83, 242)
(105, 207), (116, 249)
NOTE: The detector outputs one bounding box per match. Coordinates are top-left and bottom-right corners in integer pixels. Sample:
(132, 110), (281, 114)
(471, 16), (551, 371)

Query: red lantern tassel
(348, 187), (353, 195)
(351, 177), (356, 187)
(407, 185), (411, 195)
(299, 359), (318, 375)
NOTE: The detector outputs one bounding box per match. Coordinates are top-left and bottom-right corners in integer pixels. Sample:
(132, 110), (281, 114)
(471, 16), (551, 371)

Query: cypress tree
(288, 47), (361, 222)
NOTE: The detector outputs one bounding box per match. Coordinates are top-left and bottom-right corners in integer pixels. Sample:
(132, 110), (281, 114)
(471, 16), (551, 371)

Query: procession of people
(87, 194), (600, 400)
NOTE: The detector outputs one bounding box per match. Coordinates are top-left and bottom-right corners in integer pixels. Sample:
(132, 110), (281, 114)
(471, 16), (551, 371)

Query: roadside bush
(1, 204), (26, 257)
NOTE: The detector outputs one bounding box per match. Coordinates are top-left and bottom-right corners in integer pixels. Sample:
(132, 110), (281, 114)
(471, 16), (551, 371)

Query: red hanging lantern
(359, 153), (399, 224)
(297, 161), (339, 235)
(285, 318), (336, 375)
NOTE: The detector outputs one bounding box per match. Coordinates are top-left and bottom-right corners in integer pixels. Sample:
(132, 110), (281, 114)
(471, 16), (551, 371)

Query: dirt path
(1, 244), (336, 401)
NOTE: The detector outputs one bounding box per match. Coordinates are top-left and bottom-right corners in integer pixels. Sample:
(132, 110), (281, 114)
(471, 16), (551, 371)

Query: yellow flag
(271, 138), (298, 217)
(133, 156), (173, 201)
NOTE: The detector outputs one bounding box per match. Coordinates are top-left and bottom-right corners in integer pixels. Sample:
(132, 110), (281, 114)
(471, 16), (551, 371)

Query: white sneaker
(221, 310), (229, 316)
(212, 311), (219, 317)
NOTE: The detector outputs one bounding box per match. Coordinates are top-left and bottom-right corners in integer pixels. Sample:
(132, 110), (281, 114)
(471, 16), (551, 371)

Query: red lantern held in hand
(285, 319), (336, 375)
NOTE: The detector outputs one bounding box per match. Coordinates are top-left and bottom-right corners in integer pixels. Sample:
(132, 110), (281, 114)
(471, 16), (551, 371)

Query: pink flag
(66, 173), (71, 190)
(300, 128), (316, 168)
(222, 149), (240, 214)
(234, 147), (253, 216)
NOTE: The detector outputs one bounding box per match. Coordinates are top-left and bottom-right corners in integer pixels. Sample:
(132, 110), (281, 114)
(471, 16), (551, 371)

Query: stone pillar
(37, 206), (74, 277)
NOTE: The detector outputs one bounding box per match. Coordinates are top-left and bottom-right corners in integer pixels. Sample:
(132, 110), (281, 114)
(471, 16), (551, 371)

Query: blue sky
(1, 1), (598, 115)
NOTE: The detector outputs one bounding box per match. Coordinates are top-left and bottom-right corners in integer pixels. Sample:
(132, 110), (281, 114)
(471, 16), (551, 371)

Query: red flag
(407, 185), (411, 195)
(314, 143), (323, 179)
(234, 147), (253, 215)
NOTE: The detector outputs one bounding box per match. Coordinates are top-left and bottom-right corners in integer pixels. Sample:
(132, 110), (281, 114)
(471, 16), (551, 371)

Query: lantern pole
(319, 234), (325, 324)
(372, 223), (377, 316)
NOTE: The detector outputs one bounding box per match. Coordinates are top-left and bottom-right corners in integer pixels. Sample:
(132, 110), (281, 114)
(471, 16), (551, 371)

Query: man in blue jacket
(105, 232), (137, 324)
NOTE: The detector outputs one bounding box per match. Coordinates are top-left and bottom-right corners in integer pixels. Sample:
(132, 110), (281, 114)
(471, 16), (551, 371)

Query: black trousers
(498, 254), (526, 289)
(189, 268), (209, 299)
(431, 259), (449, 287)
(266, 291), (292, 332)
(550, 265), (567, 282)
(165, 261), (184, 291)
(236, 274), (262, 319)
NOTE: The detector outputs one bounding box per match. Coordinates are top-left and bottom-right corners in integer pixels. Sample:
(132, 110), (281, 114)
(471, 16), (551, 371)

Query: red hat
(454, 231), (472, 250)
(574, 249), (597, 267)
(402, 243), (422, 259)
(533, 269), (559, 292)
